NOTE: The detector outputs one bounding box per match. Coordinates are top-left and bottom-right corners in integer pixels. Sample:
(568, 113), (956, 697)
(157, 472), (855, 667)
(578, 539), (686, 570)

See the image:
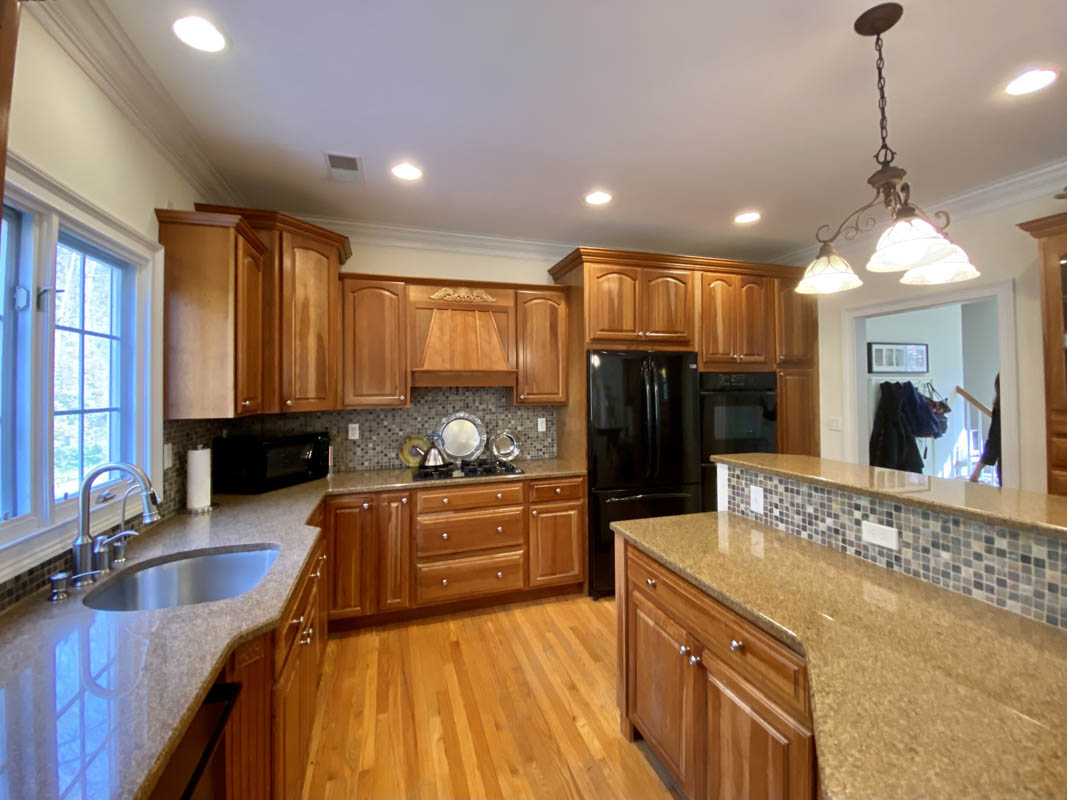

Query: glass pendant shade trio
(796, 3), (980, 295)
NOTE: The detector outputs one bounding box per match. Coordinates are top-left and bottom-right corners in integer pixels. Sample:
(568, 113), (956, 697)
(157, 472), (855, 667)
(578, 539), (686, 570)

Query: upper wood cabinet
(774, 278), (818, 369)
(1020, 212), (1067, 494)
(408, 284), (517, 386)
(700, 273), (774, 370)
(586, 263), (694, 347)
(341, 279), (409, 408)
(516, 290), (568, 405)
(157, 210), (268, 420)
(195, 204), (351, 413)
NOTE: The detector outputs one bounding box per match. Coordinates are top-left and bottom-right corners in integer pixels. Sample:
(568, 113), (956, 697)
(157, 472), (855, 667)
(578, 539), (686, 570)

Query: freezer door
(588, 485), (702, 598)
(587, 351), (654, 489)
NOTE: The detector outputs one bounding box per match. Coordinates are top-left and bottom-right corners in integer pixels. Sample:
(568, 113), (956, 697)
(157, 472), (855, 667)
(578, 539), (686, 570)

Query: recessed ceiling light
(172, 16), (226, 52)
(391, 162), (423, 181)
(734, 211), (761, 224)
(585, 190), (612, 206)
(1005, 68), (1058, 96)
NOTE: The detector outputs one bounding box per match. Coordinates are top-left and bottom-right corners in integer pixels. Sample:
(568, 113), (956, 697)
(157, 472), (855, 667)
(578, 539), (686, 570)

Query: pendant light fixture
(796, 3), (979, 295)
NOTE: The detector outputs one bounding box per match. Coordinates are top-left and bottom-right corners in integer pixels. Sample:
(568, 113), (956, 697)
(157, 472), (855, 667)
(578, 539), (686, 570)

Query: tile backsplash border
(726, 466), (1067, 630)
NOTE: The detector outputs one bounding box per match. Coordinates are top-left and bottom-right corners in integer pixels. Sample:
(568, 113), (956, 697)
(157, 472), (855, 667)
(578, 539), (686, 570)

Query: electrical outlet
(750, 486), (764, 514)
(163, 443), (174, 470)
(537, 417), (546, 433)
(861, 519), (899, 550)
(348, 423), (359, 441)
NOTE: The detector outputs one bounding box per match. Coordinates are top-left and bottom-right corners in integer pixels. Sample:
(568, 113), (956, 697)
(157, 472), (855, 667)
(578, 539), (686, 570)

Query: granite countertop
(612, 511), (1067, 800)
(322, 457), (585, 493)
(712, 453), (1067, 541)
(0, 458), (585, 800)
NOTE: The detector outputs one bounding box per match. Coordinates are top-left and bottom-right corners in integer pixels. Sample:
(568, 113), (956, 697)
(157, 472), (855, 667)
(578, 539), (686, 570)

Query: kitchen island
(612, 511), (1067, 800)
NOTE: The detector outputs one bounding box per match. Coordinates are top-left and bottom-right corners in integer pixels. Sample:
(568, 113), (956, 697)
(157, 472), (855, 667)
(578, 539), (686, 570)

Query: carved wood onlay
(429, 287), (497, 303)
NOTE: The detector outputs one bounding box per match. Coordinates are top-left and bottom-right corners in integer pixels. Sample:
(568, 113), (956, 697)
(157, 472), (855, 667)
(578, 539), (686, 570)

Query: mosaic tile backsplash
(726, 466), (1067, 630)
(0, 387), (556, 613)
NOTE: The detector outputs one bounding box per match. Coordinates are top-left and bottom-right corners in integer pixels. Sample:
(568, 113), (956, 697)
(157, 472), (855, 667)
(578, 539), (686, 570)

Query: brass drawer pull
(645, 577), (656, 588)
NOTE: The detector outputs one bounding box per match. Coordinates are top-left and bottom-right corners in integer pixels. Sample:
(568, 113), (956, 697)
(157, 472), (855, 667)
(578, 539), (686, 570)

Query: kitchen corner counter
(612, 511), (1067, 800)
(0, 458), (585, 800)
(711, 452), (1067, 540)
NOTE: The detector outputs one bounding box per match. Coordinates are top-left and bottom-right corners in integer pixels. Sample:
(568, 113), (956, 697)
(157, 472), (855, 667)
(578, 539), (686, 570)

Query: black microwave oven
(211, 432), (330, 494)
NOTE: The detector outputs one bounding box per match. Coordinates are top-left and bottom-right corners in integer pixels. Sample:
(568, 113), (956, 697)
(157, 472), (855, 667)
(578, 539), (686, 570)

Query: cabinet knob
(441, 532), (449, 540)
(496, 492), (503, 499)
(679, 645), (690, 656)
(496, 571), (503, 579)
(688, 654), (701, 667)
(241, 400), (251, 407)
(441, 579), (448, 586)
(531, 510), (538, 516)
(362, 502), (370, 510)
(555, 487), (562, 494)
(497, 526), (503, 533)
(290, 614), (304, 627)
(519, 394), (525, 400)
(638, 331), (645, 337)
(401, 497), (408, 504)
(442, 498), (449, 505)
(645, 577), (656, 588)
(400, 394), (405, 401)
(285, 399), (294, 406)
(730, 639), (744, 652)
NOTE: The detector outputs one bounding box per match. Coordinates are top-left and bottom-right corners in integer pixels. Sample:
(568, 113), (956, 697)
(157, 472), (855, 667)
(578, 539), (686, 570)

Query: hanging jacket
(869, 382), (925, 474)
(900, 381), (944, 439)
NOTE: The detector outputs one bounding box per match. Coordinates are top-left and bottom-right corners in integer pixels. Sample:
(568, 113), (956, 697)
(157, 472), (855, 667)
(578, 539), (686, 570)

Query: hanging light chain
(873, 33), (896, 168)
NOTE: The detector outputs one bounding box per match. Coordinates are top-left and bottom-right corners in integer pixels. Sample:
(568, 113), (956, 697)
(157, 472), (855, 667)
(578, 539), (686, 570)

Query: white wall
(818, 195), (1062, 492)
(8, 14), (199, 239)
(865, 305), (966, 477)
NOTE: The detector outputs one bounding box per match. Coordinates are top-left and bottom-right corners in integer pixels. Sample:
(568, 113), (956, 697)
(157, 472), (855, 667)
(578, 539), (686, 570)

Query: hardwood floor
(304, 595), (675, 799)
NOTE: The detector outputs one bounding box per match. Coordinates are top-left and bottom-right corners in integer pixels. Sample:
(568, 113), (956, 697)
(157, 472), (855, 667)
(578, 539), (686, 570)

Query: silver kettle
(419, 434), (450, 469)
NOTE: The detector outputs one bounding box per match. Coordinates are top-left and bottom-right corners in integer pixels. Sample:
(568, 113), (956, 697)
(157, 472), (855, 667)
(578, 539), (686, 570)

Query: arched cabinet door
(700, 274), (738, 368)
(642, 268), (694, 344)
(516, 290), (568, 405)
(587, 265), (642, 342)
(341, 279), (409, 408)
(736, 275), (775, 366)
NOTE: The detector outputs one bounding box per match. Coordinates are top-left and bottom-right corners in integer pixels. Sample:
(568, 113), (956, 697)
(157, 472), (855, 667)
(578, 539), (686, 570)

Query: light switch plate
(348, 423), (359, 441)
(827, 416), (843, 431)
(716, 463), (728, 511)
(750, 486), (764, 514)
(163, 443), (173, 470)
(861, 519), (899, 551)
(537, 417), (546, 433)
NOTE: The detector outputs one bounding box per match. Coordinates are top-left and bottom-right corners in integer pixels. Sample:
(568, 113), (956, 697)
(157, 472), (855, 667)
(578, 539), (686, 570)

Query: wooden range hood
(409, 284), (518, 387)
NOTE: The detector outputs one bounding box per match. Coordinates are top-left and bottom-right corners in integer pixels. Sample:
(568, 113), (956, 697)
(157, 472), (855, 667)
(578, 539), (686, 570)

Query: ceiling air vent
(325, 153), (363, 183)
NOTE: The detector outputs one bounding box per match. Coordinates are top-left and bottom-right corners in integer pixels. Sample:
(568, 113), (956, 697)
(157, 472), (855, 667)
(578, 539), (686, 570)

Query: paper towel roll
(187, 447), (212, 511)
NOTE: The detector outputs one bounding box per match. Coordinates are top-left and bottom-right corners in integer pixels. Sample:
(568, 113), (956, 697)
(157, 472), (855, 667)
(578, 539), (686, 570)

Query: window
(0, 159), (162, 578)
(52, 236), (131, 501)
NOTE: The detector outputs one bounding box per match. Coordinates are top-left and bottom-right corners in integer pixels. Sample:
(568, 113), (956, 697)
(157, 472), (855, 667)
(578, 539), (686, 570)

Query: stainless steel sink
(83, 544), (281, 611)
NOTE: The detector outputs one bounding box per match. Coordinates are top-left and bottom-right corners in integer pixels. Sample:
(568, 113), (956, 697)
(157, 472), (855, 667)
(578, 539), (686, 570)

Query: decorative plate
(399, 434), (432, 468)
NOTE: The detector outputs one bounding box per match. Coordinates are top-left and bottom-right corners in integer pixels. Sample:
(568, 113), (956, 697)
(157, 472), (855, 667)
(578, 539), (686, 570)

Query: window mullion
(35, 211), (60, 528)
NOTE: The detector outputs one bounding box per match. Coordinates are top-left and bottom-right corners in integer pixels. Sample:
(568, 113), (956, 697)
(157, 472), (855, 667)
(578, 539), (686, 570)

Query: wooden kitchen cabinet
(699, 273), (774, 370)
(156, 210), (268, 419)
(328, 495), (376, 619)
(273, 585), (319, 800)
(377, 492), (412, 611)
(222, 633), (273, 800)
(774, 278), (818, 369)
(516, 290), (568, 404)
(195, 204), (351, 413)
(778, 369), (819, 457)
(529, 499), (583, 586)
(586, 263), (694, 347)
(341, 278), (409, 408)
(643, 268), (695, 344)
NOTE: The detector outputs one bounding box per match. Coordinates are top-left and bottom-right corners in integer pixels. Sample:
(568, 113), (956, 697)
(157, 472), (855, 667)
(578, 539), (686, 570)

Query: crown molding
(772, 156), (1067, 266)
(25, 0), (240, 204)
(295, 215), (576, 263)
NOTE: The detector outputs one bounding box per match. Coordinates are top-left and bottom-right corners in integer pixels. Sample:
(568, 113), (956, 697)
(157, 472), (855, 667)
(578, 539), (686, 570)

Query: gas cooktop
(413, 459), (524, 481)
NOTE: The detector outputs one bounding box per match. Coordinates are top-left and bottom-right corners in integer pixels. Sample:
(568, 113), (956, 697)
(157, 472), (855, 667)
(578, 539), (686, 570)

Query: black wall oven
(700, 372), (777, 509)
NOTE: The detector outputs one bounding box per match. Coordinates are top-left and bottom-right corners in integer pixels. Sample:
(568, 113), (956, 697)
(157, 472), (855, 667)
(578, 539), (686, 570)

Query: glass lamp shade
(796, 243), (863, 295)
(865, 215), (956, 273)
(899, 244), (980, 285)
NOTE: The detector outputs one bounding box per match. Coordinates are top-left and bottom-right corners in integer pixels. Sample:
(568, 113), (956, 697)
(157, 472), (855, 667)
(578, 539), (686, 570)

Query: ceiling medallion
(429, 287), (498, 303)
(797, 3), (979, 295)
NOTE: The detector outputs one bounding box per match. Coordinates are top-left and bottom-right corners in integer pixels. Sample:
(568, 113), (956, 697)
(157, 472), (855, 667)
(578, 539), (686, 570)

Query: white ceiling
(102, 0), (1067, 262)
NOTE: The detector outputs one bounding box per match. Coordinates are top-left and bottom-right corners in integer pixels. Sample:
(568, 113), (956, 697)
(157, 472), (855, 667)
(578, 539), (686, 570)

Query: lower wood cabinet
(529, 499), (584, 586)
(377, 491), (413, 610)
(620, 541), (815, 800)
(415, 549), (525, 605)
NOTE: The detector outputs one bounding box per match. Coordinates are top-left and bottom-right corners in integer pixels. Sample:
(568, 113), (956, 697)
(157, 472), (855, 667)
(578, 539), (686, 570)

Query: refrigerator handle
(652, 360), (663, 479)
(642, 360), (655, 481)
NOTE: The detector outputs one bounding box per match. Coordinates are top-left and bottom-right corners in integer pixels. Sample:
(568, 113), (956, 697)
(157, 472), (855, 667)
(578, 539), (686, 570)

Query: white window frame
(0, 155), (163, 584)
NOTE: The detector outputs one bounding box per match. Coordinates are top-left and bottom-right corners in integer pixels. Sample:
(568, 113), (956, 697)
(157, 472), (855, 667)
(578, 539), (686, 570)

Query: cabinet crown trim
(194, 203), (352, 263)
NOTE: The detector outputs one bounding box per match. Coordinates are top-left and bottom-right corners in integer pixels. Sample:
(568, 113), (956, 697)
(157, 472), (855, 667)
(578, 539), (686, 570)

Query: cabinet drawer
(628, 545), (808, 717)
(415, 551), (525, 605)
(529, 477), (584, 503)
(416, 481), (524, 513)
(277, 538), (323, 675)
(416, 506), (524, 557)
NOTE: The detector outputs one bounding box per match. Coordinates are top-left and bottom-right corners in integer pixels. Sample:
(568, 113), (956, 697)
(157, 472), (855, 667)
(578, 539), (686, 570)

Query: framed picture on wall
(867, 342), (929, 374)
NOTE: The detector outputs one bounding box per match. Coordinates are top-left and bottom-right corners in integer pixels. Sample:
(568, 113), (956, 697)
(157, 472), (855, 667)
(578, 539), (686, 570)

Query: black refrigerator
(587, 350), (701, 598)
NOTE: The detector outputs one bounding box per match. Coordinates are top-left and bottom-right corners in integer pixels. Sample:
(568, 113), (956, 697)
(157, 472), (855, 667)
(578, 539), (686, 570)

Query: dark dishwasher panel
(588, 485), (701, 599)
